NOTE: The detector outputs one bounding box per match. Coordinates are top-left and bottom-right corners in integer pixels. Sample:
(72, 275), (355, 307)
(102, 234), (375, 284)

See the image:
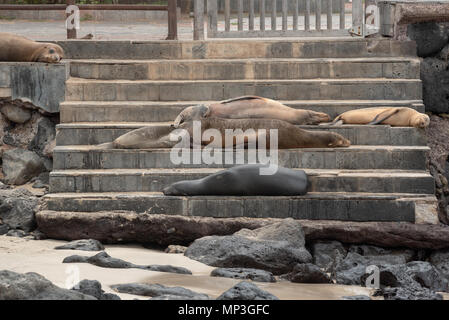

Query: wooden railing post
(166, 0), (178, 40)
(66, 0), (77, 39)
(194, 0), (205, 40)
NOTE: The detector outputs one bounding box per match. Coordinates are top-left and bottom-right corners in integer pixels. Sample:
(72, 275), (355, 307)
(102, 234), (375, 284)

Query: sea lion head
(172, 104), (210, 128)
(411, 113), (430, 128)
(32, 43), (64, 63)
(326, 132), (351, 148)
(306, 111), (331, 125)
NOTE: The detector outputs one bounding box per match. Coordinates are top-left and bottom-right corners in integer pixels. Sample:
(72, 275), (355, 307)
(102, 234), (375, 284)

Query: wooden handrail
(0, 1), (177, 40)
(0, 4), (168, 11)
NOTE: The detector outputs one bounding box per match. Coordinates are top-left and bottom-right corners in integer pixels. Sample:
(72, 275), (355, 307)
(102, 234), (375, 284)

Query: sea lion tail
(368, 108), (400, 125)
(95, 142), (115, 150)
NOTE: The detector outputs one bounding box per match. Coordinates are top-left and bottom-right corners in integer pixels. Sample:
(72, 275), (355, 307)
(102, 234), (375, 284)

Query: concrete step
(52, 145), (429, 170)
(55, 123), (427, 146)
(60, 100), (425, 123)
(69, 57), (421, 80)
(43, 192), (437, 223)
(55, 39), (416, 60)
(49, 168), (435, 194)
(65, 78), (423, 101)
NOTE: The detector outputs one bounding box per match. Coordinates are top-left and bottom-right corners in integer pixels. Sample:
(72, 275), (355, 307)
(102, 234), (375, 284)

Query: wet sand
(0, 235), (376, 300)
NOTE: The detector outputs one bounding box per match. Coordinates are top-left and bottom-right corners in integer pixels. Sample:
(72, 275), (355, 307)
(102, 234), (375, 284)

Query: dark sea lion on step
(179, 118), (351, 149)
(331, 107), (430, 128)
(173, 96), (331, 127)
(0, 32), (64, 63)
(163, 164), (309, 196)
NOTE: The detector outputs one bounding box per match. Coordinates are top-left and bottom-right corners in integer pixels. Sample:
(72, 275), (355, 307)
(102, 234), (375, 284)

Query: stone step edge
(55, 122), (419, 129)
(66, 77), (422, 84)
(68, 57), (421, 64)
(60, 100), (424, 107)
(49, 168), (433, 178)
(53, 145), (431, 152)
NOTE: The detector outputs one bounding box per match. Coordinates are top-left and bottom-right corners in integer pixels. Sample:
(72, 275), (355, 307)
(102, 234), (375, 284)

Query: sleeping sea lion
(163, 164), (309, 196)
(173, 96), (331, 127)
(99, 118), (351, 149)
(331, 107), (430, 128)
(0, 32), (64, 63)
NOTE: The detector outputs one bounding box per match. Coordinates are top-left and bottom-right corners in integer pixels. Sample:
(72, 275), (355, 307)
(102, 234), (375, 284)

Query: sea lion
(99, 118), (350, 149)
(172, 96), (331, 127)
(331, 107), (430, 128)
(163, 164), (309, 196)
(0, 33), (64, 63)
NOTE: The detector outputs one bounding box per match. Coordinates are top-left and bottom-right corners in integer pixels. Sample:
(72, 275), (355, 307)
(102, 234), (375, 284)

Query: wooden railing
(0, 0), (178, 40)
(194, 0), (365, 39)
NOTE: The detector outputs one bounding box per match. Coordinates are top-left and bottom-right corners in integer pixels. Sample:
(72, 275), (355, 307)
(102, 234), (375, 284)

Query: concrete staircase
(44, 38), (438, 224)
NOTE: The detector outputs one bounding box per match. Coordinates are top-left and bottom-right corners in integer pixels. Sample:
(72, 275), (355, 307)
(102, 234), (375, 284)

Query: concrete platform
(44, 191), (434, 222)
(52, 145), (429, 170)
(49, 168), (435, 194)
(55, 123), (427, 146)
(59, 100), (425, 123)
(68, 57), (420, 80)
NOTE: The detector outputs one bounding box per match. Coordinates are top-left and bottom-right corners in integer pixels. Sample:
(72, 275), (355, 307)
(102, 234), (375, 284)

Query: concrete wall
(0, 62), (68, 114)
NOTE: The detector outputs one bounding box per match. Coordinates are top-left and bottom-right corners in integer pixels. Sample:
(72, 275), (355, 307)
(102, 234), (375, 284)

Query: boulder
(165, 245), (187, 254)
(211, 268), (276, 283)
(2, 148), (44, 185)
(71, 280), (120, 300)
(28, 117), (56, 157)
(63, 251), (192, 275)
(55, 239), (105, 251)
(342, 295), (371, 300)
(216, 281), (279, 300)
(379, 261), (449, 293)
(0, 188), (38, 232)
(6, 229), (27, 237)
(282, 263), (332, 284)
(407, 22), (449, 57)
(429, 249), (449, 281)
(185, 219), (312, 274)
(0, 103), (31, 124)
(0, 224), (8, 235)
(0, 270), (96, 300)
(311, 240), (347, 272)
(348, 245), (415, 265)
(379, 287), (443, 300)
(334, 252), (371, 285)
(110, 283), (209, 299)
(421, 57), (449, 114)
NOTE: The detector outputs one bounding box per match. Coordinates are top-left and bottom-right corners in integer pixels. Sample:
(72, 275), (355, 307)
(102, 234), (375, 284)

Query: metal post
(66, 0), (77, 39)
(194, 0), (205, 40)
(166, 0), (178, 40)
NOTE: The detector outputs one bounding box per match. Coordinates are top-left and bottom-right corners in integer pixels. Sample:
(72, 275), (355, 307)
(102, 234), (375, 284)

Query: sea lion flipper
(368, 108), (400, 125)
(220, 96), (262, 104)
(330, 115), (343, 126)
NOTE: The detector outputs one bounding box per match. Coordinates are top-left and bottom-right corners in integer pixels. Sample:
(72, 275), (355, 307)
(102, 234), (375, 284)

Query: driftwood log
(36, 211), (449, 250)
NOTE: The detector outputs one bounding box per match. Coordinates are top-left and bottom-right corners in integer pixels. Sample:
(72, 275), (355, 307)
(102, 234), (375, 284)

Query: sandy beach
(0, 235), (375, 300)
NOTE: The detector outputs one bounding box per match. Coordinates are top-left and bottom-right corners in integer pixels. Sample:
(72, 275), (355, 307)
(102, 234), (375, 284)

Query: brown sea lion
(172, 96), (331, 127)
(100, 118), (350, 149)
(0, 33), (64, 63)
(331, 107), (430, 128)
